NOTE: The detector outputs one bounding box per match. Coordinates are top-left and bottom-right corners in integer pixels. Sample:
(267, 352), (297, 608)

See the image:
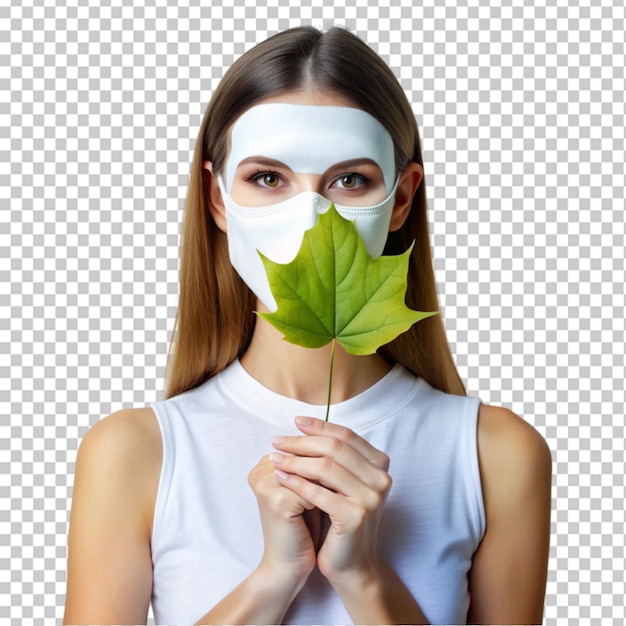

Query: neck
(241, 315), (392, 405)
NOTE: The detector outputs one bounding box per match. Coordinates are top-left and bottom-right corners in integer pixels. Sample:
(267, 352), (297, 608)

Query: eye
(261, 173), (280, 187)
(334, 173), (366, 190)
(340, 174), (358, 188)
(247, 170), (283, 188)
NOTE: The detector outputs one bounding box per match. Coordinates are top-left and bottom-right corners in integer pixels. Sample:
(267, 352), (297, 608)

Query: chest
(150, 417), (478, 624)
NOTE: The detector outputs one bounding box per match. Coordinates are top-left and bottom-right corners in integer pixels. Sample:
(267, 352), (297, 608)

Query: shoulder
(76, 407), (163, 536)
(65, 408), (161, 624)
(467, 404), (552, 622)
(476, 403), (552, 513)
(478, 404), (552, 469)
(79, 407), (162, 471)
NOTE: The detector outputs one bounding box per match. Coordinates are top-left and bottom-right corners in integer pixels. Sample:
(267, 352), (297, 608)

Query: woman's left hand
(270, 416), (392, 587)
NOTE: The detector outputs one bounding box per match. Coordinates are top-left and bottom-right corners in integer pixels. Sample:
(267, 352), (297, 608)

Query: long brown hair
(164, 26), (466, 399)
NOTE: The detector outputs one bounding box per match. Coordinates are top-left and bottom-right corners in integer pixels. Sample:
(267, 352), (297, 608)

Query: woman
(64, 26), (551, 625)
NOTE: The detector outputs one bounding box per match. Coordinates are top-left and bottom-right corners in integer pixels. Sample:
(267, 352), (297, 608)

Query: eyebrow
(237, 156), (381, 171)
(238, 157), (291, 169)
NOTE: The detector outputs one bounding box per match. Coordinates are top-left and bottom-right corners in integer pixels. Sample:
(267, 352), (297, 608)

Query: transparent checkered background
(1, 0), (624, 623)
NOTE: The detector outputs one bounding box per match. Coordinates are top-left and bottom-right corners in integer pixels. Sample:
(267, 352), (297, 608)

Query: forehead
(224, 103), (395, 192)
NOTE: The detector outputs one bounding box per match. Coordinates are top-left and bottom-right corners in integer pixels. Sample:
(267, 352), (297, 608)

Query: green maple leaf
(258, 204), (438, 419)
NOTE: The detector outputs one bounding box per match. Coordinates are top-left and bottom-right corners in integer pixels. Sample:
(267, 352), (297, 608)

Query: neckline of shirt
(217, 358), (424, 430)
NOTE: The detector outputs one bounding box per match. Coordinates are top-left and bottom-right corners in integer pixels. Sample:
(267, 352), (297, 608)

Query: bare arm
(192, 564), (305, 625)
(63, 409), (160, 625)
(325, 556), (429, 625)
(64, 411), (315, 625)
(467, 404), (552, 624)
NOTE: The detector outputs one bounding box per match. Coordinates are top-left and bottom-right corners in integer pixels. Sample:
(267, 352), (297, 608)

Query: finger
(303, 508), (323, 551)
(249, 455), (317, 512)
(271, 452), (371, 498)
(293, 416), (390, 470)
(275, 471), (382, 526)
(270, 439), (391, 495)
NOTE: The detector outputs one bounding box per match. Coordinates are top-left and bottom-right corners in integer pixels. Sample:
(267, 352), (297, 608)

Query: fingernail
(295, 416), (313, 427)
(275, 468), (290, 481)
(271, 436), (286, 446)
(270, 452), (286, 465)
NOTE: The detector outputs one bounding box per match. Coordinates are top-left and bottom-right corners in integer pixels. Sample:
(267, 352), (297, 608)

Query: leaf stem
(325, 338), (336, 422)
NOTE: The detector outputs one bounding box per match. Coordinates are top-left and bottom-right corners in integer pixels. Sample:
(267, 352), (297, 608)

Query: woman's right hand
(195, 455), (321, 625)
(248, 454), (319, 591)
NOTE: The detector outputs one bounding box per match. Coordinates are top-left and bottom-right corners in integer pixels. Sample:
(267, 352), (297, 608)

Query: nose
(296, 173), (325, 196)
(311, 193), (332, 214)
(293, 174), (333, 213)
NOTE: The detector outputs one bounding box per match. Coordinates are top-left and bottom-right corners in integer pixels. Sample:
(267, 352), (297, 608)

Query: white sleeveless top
(149, 360), (485, 624)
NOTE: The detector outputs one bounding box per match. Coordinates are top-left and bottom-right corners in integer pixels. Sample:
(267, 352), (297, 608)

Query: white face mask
(217, 103), (398, 311)
(218, 177), (399, 311)
(223, 103), (396, 195)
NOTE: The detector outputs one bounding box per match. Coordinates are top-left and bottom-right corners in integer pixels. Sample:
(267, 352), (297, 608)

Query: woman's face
(209, 89), (407, 312)
(224, 90), (394, 209)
